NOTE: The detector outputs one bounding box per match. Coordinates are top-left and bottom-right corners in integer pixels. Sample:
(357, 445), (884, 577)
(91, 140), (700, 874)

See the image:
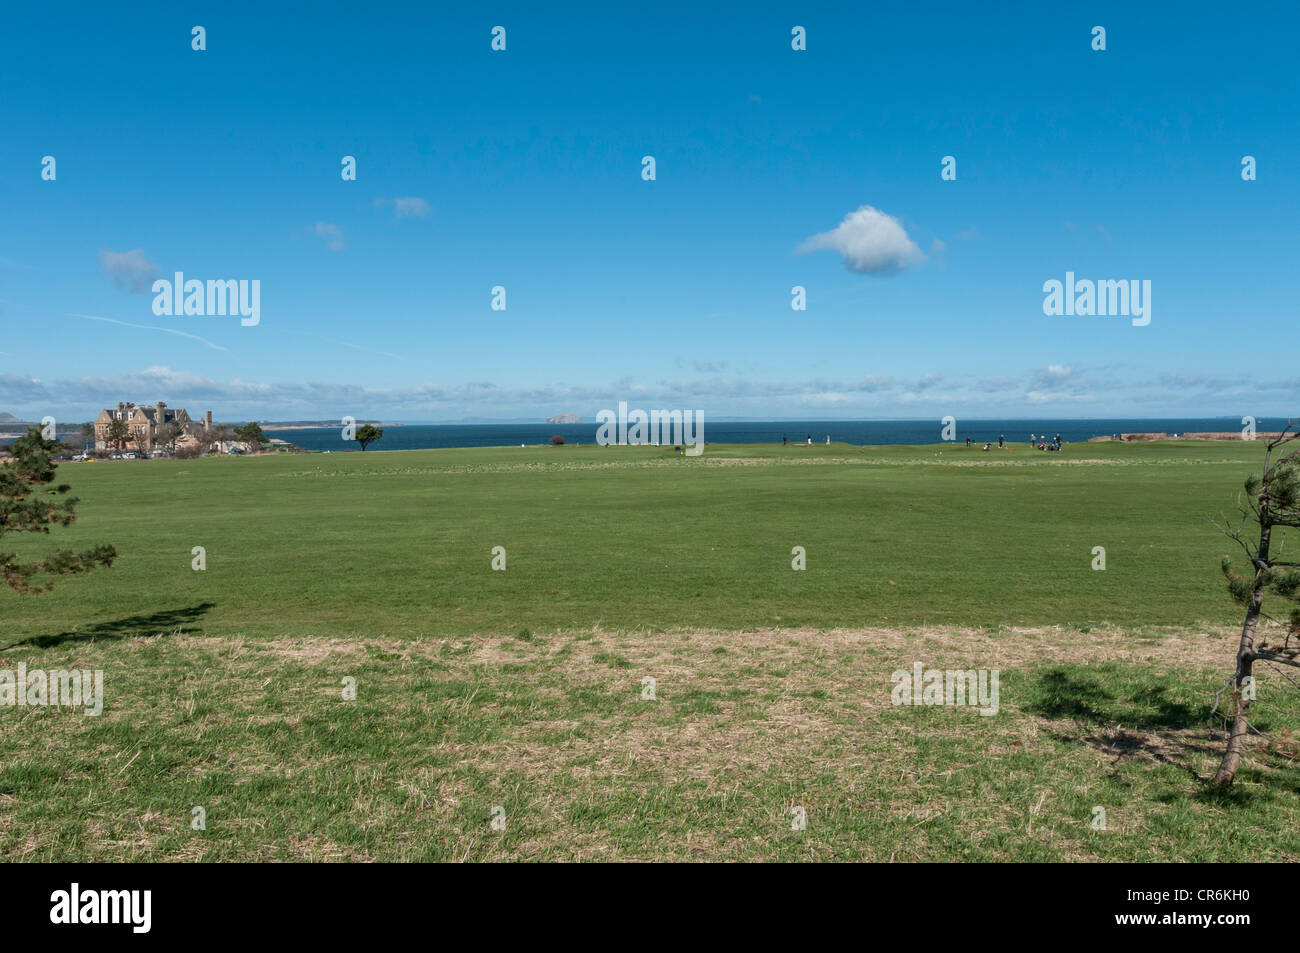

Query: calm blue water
(263, 418), (1279, 452)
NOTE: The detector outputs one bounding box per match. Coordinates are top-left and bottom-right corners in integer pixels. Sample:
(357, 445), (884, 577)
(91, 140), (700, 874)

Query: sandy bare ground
(231, 622), (1244, 670)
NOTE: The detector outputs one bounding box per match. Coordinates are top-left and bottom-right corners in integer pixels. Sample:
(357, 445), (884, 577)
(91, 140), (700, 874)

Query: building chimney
(205, 410), (213, 430)
(156, 401), (166, 421)
(117, 401), (125, 412)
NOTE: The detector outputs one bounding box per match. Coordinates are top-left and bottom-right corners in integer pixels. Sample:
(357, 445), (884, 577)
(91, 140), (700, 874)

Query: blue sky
(1, 1), (1296, 422)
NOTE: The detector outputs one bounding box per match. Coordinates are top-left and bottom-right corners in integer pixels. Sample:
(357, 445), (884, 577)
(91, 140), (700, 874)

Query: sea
(262, 417), (1280, 452)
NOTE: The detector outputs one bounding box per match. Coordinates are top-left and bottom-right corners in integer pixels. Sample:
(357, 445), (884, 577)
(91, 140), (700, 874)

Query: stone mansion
(93, 401), (214, 452)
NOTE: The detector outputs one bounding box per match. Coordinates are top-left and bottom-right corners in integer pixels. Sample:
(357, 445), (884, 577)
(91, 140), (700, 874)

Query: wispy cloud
(67, 313), (230, 352)
(373, 197), (432, 219)
(272, 328), (406, 362)
(99, 248), (161, 293)
(1025, 389), (1095, 404)
(797, 205), (925, 275)
(313, 223), (345, 251)
(677, 358), (728, 373)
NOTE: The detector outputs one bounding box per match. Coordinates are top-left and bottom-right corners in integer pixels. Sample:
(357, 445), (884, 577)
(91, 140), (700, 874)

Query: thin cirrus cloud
(797, 205), (926, 275)
(272, 328), (406, 362)
(373, 197), (432, 219)
(99, 248), (161, 293)
(68, 313), (230, 352)
(313, 223), (345, 251)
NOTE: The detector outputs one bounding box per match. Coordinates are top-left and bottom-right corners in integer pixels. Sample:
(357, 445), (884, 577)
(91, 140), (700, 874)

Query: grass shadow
(1022, 666), (1203, 729)
(1045, 725), (1218, 782)
(1025, 664), (1227, 783)
(3, 602), (217, 649)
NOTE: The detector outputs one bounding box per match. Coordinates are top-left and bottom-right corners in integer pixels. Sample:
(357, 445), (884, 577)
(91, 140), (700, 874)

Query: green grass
(2, 625), (1296, 861)
(2, 439), (1296, 861)
(0, 439), (1274, 642)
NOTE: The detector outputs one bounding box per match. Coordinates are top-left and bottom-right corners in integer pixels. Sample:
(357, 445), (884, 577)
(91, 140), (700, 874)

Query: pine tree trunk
(1214, 521), (1272, 786)
(1213, 607), (1259, 785)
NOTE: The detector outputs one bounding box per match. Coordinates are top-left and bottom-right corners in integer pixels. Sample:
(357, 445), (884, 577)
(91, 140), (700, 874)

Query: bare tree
(201, 424), (232, 453)
(1213, 418), (1300, 785)
(154, 421), (182, 454)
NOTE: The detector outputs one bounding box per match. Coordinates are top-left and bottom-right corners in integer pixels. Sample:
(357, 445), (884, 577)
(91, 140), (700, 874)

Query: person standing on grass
(783, 434), (787, 445)
(999, 434), (1004, 448)
(807, 434), (812, 445)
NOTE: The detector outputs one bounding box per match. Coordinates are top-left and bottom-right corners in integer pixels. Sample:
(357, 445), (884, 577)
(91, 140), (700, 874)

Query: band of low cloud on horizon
(3, 362), (1297, 423)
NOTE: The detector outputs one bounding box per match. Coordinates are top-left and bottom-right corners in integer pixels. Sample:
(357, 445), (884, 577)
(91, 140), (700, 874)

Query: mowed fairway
(3, 440), (1298, 860)
(0, 440), (1273, 639)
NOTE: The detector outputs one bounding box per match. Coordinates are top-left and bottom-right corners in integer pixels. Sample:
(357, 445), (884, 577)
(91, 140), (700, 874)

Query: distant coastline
(3, 417), (1290, 448)
(255, 420), (398, 430)
(259, 417), (1292, 454)
(1089, 431), (1286, 442)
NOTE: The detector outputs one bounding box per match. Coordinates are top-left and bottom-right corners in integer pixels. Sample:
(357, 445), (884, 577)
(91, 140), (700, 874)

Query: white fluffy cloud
(99, 248), (161, 293)
(798, 205), (925, 275)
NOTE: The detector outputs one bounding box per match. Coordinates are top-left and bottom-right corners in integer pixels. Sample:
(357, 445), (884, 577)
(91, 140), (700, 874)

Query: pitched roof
(99, 405), (190, 423)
